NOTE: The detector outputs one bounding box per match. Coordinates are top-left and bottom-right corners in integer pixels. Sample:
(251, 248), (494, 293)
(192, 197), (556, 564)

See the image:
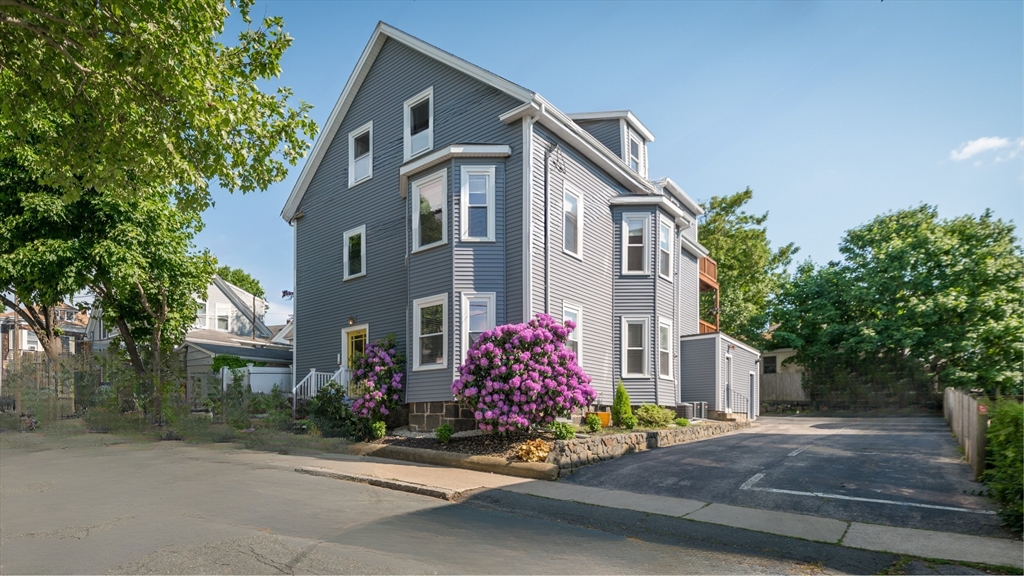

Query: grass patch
(880, 555), (1021, 575)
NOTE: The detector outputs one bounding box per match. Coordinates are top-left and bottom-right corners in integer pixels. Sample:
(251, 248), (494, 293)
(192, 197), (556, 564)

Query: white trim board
(399, 144), (510, 198)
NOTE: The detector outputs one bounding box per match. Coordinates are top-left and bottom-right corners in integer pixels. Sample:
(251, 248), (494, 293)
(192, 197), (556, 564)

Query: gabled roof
(280, 22), (534, 222)
(567, 110), (656, 142)
(211, 276), (272, 339)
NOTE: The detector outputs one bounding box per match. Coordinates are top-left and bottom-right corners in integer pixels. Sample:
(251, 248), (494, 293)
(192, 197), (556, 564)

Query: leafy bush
(674, 417), (691, 427)
(550, 421), (576, 440)
(307, 381), (357, 438)
(348, 334), (405, 421)
(435, 423), (454, 444)
(611, 380), (632, 427)
(636, 404), (675, 428)
(983, 398), (1023, 534)
(517, 438), (553, 462)
(620, 414), (638, 430)
(584, 413), (602, 433)
(452, 314), (596, 433)
(370, 420), (387, 440)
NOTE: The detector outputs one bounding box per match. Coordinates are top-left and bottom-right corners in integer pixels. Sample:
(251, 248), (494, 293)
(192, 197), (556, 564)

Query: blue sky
(196, 1), (1023, 324)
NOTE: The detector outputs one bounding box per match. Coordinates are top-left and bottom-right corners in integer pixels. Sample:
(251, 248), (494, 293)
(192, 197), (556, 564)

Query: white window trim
(215, 302), (230, 332)
(460, 165), (496, 242)
(343, 225), (366, 280)
(347, 121), (373, 187)
(461, 292), (496, 355)
(195, 301), (208, 329)
(403, 86), (434, 162)
(413, 293), (448, 371)
(562, 302), (582, 367)
(621, 212), (650, 275)
(562, 183), (584, 260)
(411, 168), (448, 253)
(658, 215), (674, 281)
(658, 317), (673, 380)
(340, 323), (369, 369)
(621, 316), (649, 379)
(628, 134), (642, 173)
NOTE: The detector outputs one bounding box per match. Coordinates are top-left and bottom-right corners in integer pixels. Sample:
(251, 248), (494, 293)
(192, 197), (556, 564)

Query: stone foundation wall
(546, 420), (749, 473)
(407, 401), (476, 432)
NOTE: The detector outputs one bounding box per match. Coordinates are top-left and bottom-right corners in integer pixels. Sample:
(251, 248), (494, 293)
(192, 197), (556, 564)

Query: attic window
(404, 87), (433, 160)
(348, 121), (373, 186)
(628, 137), (641, 172)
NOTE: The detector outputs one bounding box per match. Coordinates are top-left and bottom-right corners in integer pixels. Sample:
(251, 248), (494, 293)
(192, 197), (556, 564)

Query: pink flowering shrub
(451, 314), (596, 433)
(350, 334), (404, 421)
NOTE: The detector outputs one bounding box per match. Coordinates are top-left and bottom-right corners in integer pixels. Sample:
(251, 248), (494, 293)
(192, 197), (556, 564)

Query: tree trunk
(151, 327), (162, 424)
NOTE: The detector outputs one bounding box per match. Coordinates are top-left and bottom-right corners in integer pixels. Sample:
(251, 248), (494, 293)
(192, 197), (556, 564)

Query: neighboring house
(281, 22), (759, 430)
(759, 346), (808, 406)
(85, 276), (292, 403)
(1, 303), (89, 359)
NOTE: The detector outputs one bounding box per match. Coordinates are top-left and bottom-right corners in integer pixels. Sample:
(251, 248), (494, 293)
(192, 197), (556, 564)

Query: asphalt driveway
(565, 415), (1013, 538)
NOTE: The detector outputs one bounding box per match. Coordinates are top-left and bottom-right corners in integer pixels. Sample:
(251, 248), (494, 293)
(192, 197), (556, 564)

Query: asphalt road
(566, 415), (1011, 538)
(0, 429), (897, 575)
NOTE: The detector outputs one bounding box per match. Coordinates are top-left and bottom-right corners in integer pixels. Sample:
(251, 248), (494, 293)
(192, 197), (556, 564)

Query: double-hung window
(462, 292), (495, 351)
(460, 166), (495, 242)
(563, 184), (583, 259)
(215, 303), (230, 331)
(343, 225), (366, 280)
(622, 317), (649, 378)
(404, 87), (433, 160)
(195, 301), (208, 329)
(563, 303), (582, 363)
(412, 169), (447, 252)
(622, 213), (649, 274)
(413, 293), (447, 370)
(348, 121), (372, 186)
(658, 217), (673, 280)
(658, 318), (672, 379)
(628, 136), (641, 173)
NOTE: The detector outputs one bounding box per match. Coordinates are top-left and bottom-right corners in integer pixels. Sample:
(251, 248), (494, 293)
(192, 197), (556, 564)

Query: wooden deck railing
(699, 256), (718, 287)
(699, 319), (718, 334)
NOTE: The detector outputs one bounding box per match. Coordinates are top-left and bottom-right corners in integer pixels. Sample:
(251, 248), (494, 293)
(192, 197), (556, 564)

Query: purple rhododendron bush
(451, 314), (596, 432)
(350, 334), (404, 420)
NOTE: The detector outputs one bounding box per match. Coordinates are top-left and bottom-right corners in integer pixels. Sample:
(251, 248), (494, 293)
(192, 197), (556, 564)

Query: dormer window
(628, 136), (641, 173)
(348, 121), (373, 186)
(404, 87), (433, 160)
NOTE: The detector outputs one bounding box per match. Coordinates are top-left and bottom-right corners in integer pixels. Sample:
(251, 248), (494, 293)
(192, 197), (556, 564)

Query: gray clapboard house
(282, 22), (759, 429)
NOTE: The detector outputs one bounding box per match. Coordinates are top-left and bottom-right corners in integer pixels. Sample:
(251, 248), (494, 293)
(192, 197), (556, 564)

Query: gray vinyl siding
(679, 252), (700, 336)
(293, 37), (524, 401)
(528, 126), (622, 406)
(204, 283), (259, 339)
(655, 209), (677, 405)
(505, 122), (525, 325)
(574, 119), (621, 158)
(721, 335), (760, 418)
(612, 206), (657, 405)
(679, 335), (718, 410)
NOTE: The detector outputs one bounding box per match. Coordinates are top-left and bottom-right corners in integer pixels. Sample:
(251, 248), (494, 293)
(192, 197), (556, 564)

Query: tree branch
(0, 14), (92, 75)
(0, 1), (72, 26)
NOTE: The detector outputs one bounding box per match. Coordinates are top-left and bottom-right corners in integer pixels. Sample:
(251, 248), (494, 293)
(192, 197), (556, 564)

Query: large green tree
(215, 265), (265, 300)
(698, 187), (797, 344)
(0, 0), (317, 210)
(773, 205), (1024, 396)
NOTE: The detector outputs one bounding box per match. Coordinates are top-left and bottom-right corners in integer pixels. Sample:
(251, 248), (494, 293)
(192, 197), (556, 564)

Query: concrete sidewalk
(247, 449), (1023, 570)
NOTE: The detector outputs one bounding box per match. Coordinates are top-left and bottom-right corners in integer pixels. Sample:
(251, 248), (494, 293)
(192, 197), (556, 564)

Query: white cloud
(993, 139), (1023, 164)
(950, 136), (1016, 161)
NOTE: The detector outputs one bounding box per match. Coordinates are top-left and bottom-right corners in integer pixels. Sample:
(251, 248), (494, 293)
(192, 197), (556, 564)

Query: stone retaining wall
(545, 420), (749, 473)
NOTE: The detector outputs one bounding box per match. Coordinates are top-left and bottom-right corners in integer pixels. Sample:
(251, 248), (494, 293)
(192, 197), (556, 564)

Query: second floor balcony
(699, 256), (718, 290)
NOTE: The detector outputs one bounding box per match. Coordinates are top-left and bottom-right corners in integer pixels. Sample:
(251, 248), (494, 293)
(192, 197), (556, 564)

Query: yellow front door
(347, 328), (367, 368)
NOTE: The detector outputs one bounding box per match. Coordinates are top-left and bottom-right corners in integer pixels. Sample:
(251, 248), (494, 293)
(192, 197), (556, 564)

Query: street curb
(339, 443), (560, 480)
(295, 466), (465, 501)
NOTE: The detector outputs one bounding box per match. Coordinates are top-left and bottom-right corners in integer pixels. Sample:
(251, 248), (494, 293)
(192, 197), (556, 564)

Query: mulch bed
(369, 430), (556, 461)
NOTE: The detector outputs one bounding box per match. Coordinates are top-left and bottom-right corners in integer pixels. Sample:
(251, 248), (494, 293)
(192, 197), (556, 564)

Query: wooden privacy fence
(760, 372), (806, 402)
(943, 387), (987, 480)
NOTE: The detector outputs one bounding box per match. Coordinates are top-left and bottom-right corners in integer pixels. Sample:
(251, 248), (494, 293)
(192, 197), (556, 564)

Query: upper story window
(658, 318), (672, 379)
(628, 136), (641, 172)
(413, 293), (447, 371)
(404, 87), (433, 161)
(659, 217), (673, 280)
(622, 316), (648, 378)
(763, 356), (777, 374)
(348, 121), (373, 186)
(463, 292), (495, 350)
(215, 303), (230, 331)
(25, 330), (39, 348)
(195, 301), (208, 329)
(622, 213), (649, 275)
(563, 303), (582, 363)
(461, 166), (495, 242)
(343, 225), (366, 280)
(563, 184), (583, 259)
(412, 168), (447, 252)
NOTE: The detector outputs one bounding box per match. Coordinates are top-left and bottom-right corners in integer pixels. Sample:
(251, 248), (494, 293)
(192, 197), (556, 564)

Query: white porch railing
(291, 368), (336, 418)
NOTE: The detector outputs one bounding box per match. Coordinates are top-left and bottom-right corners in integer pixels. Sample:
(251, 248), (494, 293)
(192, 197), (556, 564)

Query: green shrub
(983, 398), (1023, 534)
(620, 414), (638, 430)
(550, 421), (576, 440)
(370, 420), (387, 440)
(306, 381), (371, 440)
(584, 413), (602, 433)
(611, 380), (632, 427)
(674, 417), (691, 427)
(635, 404), (675, 428)
(435, 423), (454, 444)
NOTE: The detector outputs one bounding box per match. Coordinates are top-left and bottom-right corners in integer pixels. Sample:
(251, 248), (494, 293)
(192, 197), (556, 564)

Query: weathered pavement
(1, 433), (895, 575)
